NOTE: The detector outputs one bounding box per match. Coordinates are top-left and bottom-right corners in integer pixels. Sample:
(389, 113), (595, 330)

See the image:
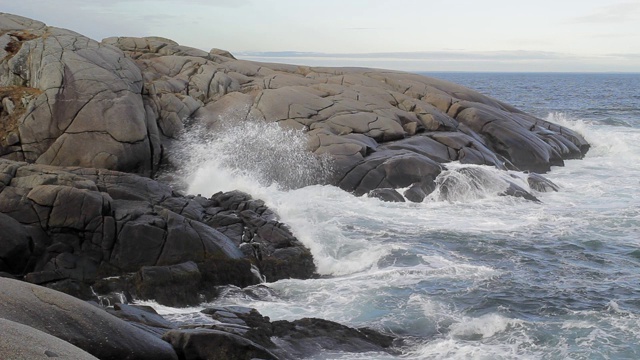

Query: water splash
(176, 119), (334, 194)
(427, 164), (538, 203)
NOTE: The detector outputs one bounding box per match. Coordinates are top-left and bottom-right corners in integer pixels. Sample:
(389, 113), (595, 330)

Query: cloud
(235, 50), (640, 73)
(130, 0), (253, 7)
(235, 50), (575, 62)
(606, 53), (640, 59)
(570, 2), (640, 23)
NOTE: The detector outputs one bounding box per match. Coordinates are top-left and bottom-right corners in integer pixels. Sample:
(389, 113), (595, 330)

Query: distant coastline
(236, 51), (640, 73)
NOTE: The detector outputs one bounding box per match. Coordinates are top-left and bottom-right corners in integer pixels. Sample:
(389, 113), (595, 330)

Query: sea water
(157, 73), (640, 359)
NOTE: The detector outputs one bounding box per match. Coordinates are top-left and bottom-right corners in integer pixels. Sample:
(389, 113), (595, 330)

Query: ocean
(152, 72), (640, 359)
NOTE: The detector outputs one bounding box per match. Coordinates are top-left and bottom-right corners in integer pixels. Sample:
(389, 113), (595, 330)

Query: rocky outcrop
(0, 14), (158, 175)
(0, 159), (315, 301)
(0, 278), (401, 360)
(1, 13), (588, 203)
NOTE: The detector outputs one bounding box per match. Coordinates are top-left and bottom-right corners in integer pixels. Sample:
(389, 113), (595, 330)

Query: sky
(2, 0), (639, 72)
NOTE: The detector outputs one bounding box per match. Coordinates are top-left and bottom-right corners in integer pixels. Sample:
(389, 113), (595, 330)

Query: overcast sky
(2, 0), (639, 72)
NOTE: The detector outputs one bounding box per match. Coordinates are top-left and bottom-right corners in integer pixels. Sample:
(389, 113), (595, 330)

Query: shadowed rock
(0, 159), (315, 303)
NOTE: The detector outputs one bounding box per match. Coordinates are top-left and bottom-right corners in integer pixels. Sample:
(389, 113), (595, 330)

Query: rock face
(0, 159), (315, 302)
(0, 13), (157, 175)
(0, 13), (589, 203)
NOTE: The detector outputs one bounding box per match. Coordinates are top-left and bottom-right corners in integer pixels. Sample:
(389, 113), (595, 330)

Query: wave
(179, 119), (334, 195)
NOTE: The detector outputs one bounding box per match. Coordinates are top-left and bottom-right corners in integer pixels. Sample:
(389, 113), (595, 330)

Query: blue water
(169, 73), (640, 359)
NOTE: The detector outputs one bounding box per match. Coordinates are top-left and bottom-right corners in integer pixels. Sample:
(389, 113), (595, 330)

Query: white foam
(409, 338), (540, 360)
(181, 120), (333, 194)
(449, 313), (523, 340)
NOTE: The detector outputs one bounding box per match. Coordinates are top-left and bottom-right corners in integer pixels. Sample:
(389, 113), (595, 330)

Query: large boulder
(0, 277), (178, 360)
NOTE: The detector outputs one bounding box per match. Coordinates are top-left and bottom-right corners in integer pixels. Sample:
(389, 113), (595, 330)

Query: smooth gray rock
(0, 277), (178, 360)
(0, 318), (99, 360)
(0, 14), (156, 174)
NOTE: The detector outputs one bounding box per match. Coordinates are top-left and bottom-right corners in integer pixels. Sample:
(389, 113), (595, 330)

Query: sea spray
(175, 118), (334, 194)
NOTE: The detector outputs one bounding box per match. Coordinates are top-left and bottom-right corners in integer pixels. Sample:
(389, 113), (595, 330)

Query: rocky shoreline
(0, 12), (588, 359)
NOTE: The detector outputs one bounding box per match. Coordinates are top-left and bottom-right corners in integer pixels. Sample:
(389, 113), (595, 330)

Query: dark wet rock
(135, 261), (202, 307)
(527, 172), (560, 192)
(369, 188), (405, 202)
(500, 181), (540, 203)
(270, 317), (397, 358)
(404, 180), (438, 203)
(0, 277), (178, 360)
(109, 303), (176, 329)
(0, 211), (31, 273)
(339, 149), (443, 196)
(198, 306), (398, 360)
(163, 328), (279, 360)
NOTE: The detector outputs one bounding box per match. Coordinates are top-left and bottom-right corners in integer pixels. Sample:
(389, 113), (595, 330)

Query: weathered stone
(2, 12), (589, 200)
(0, 15), (157, 174)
